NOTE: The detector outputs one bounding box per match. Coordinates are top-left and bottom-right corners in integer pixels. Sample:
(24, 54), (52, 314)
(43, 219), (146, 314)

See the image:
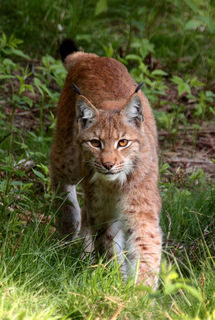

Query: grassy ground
(0, 1), (215, 319)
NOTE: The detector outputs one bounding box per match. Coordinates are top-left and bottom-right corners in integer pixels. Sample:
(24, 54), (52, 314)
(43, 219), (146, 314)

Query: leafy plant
(0, 4), (215, 319)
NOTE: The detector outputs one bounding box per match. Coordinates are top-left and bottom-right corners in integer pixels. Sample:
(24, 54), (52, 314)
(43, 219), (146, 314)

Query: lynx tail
(59, 38), (79, 62)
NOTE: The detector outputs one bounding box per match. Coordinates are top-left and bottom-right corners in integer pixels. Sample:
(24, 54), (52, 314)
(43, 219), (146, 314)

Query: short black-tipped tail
(59, 39), (79, 62)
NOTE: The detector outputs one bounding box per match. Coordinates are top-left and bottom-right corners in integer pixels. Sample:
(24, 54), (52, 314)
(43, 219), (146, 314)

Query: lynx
(50, 39), (162, 288)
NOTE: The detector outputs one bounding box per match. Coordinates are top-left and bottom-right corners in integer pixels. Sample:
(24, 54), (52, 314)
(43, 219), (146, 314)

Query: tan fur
(50, 51), (162, 288)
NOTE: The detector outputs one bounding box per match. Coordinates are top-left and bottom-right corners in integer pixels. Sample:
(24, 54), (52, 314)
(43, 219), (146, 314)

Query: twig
(0, 132), (12, 144)
(165, 211), (172, 251)
(110, 305), (124, 320)
(167, 158), (213, 165)
(12, 215), (31, 256)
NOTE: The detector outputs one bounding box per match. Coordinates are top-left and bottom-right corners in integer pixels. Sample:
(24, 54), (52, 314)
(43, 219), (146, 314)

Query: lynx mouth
(104, 171), (117, 175)
(91, 169), (128, 185)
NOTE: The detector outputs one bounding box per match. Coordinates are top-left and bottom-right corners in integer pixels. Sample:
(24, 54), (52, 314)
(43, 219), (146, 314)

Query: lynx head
(75, 91), (144, 185)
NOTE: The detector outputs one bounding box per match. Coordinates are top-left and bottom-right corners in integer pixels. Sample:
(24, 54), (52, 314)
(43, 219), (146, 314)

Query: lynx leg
(63, 185), (81, 236)
(79, 207), (93, 255)
(50, 146), (81, 238)
(94, 221), (127, 276)
(53, 183), (81, 238)
(127, 221), (162, 288)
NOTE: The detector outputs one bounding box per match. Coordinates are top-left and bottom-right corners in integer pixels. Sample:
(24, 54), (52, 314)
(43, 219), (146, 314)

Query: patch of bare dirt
(159, 122), (215, 181)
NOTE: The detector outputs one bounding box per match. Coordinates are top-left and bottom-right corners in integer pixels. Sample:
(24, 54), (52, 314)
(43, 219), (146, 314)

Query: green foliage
(171, 76), (192, 97)
(95, 0), (108, 16)
(1, 0), (215, 82)
(160, 261), (202, 301)
(0, 3), (215, 318)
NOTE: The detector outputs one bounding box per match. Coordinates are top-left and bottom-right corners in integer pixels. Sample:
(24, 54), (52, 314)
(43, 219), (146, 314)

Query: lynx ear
(76, 96), (98, 129)
(123, 94), (143, 127)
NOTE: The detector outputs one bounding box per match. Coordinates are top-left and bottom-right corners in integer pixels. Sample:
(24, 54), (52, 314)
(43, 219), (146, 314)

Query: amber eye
(118, 139), (129, 148)
(89, 139), (101, 148)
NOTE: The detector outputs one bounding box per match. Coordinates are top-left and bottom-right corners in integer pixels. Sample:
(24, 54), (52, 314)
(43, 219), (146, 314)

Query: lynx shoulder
(50, 39), (162, 288)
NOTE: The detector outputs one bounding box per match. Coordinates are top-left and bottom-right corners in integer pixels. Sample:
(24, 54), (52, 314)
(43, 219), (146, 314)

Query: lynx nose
(102, 161), (114, 170)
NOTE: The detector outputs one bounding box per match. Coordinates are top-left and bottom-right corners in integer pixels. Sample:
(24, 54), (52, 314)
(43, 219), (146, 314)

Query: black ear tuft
(72, 83), (82, 95)
(59, 39), (79, 62)
(134, 82), (144, 93)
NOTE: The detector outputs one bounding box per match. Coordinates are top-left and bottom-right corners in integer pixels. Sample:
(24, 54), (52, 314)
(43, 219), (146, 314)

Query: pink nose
(102, 161), (114, 170)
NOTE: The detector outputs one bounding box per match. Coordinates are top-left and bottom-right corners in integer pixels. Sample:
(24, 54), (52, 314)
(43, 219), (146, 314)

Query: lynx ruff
(50, 39), (162, 288)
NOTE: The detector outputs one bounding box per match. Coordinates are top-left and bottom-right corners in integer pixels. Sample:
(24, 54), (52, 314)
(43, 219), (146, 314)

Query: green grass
(0, 2), (215, 318)
(0, 179), (215, 319)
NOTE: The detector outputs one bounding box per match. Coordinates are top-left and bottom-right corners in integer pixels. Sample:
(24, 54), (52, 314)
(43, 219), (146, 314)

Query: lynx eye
(89, 139), (102, 148)
(117, 139), (129, 148)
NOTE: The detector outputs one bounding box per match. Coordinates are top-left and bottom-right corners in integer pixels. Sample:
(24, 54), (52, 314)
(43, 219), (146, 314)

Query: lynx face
(76, 94), (144, 184)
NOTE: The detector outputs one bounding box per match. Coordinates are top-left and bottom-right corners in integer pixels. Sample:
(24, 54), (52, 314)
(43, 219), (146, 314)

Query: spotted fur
(50, 42), (162, 288)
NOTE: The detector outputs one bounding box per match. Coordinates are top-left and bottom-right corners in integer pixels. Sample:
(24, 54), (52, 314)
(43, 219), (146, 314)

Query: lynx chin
(50, 39), (162, 288)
